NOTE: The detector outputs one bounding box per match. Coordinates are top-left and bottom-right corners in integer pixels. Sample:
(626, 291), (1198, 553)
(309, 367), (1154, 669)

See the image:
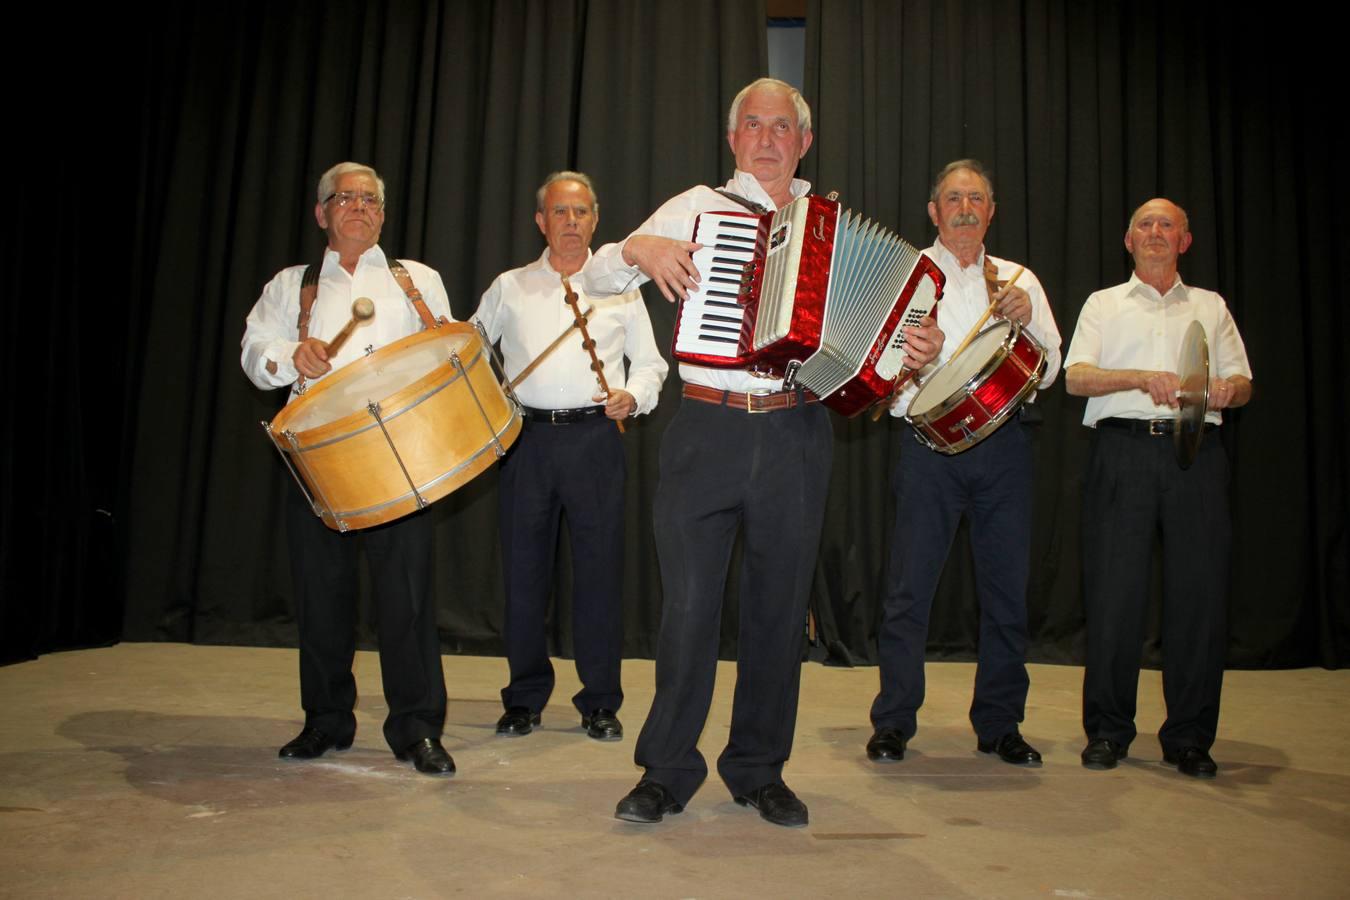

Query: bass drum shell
(268, 322), (521, 530)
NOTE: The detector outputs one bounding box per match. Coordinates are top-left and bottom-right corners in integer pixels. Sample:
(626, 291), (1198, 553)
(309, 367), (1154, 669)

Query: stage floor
(1, 644), (1346, 898)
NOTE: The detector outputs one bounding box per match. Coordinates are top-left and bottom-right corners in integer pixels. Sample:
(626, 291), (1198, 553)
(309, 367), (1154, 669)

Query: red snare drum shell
(905, 321), (1047, 454)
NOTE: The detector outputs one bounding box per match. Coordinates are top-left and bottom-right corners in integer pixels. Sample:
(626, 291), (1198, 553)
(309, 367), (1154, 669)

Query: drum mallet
(326, 297), (376, 357)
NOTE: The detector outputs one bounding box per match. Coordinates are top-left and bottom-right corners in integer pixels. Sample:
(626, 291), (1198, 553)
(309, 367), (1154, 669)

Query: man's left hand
(994, 286), (1032, 326)
(598, 389), (636, 420)
(901, 315), (945, 369)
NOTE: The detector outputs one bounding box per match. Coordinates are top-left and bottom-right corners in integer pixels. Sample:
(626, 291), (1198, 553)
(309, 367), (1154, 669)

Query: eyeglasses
(323, 191), (383, 209)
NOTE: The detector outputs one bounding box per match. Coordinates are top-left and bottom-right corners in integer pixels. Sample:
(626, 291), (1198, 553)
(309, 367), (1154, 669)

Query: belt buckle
(1148, 419), (1168, 436)
(550, 409), (564, 424)
(746, 389), (773, 414)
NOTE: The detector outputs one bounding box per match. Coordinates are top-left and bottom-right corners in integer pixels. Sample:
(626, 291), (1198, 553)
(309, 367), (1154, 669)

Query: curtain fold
(4, 1), (1342, 671)
(803, 0), (1347, 667)
(115, 0), (767, 661)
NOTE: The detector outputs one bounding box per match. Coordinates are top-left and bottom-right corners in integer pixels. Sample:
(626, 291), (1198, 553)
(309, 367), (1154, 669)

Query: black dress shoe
(1163, 746), (1218, 778)
(733, 782), (809, 828)
(581, 709), (623, 741)
(278, 726), (352, 760)
(977, 731), (1043, 767)
(615, 780), (683, 824)
(1081, 738), (1128, 770)
(396, 738), (456, 776)
(866, 726), (908, 762)
(495, 706), (541, 737)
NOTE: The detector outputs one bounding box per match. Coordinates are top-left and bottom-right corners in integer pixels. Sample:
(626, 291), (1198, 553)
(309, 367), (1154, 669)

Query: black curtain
(4, 1), (1344, 672)
(110, 0), (766, 660)
(802, 0), (1348, 668)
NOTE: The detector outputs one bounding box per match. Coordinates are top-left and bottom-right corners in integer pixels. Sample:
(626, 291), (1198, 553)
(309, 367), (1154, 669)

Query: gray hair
(535, 171), (599, 214)
(726, 77), (812, 133)
(1129, 199), (1190, 233)
(316, 162), (386, 206)
(929, 159), (995, 203)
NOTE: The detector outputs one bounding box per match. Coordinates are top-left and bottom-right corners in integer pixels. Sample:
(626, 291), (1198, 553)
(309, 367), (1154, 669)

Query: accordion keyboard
(673, 212), (760, 360)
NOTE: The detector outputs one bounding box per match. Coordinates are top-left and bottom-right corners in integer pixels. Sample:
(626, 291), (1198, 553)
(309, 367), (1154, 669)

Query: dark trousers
(1081, 426), (1230, 753)
(871, 420), (1034, 744)
(497, 416), (625, 717)
(285, 491), (447, 753)
(635, 397), (833, 804)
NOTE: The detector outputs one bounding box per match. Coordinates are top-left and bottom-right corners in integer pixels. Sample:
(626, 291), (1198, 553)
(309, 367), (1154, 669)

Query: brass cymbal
(1175, 319), (1210, 470)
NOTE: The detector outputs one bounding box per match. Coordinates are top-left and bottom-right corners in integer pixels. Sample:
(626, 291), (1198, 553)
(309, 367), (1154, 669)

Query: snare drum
(265, 322), (521, 531)
(905, 320), (1046, 454)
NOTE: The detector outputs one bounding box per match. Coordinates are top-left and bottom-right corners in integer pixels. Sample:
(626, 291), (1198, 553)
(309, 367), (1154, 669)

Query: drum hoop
(907, 321), (1020, 422)
(318, 413), (519, 521)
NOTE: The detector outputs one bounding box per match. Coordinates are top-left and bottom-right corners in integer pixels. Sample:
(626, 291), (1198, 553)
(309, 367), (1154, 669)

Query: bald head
(1125, 198), (1192, 272)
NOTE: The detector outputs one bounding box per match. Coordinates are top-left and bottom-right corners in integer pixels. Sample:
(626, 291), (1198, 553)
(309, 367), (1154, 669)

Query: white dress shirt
(241, 245), (454, 399)
(581, 170), (811, 393)
(1064, 273), (1253, 426)
(891, 240), (1062, 415)
(473, 249), (668, 414)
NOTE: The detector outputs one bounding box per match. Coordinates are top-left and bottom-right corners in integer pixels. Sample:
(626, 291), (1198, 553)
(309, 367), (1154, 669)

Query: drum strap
(282, 250), (329, 390)
(982, 256), (1006, 304)
(388, 260), (443, 330)
(713, 188), (769, 216)
(288, 253), (441, 392)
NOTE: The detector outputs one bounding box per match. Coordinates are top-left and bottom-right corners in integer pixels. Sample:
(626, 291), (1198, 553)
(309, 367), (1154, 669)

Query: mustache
(949, 212), (980, 227)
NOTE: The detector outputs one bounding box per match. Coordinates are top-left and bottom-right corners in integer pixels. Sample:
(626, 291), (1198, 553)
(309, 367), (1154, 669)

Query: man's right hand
(1140, 370), (1181, 408)
(622, 235), (702, 302)
(293, 338), (332, 379)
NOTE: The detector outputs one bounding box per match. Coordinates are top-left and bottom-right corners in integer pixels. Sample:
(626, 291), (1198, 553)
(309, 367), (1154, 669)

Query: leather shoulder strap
(282, 250), (328, 388)
(388, 259), (442, 330)
(713, 188), (770, 216)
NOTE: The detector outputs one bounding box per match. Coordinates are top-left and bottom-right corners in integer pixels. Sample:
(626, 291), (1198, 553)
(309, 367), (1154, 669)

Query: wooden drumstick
(561, 275), (624, 434)
(949, 265), (1025, 361)
(507, 306), (593, 390)
(326, 297), (376, 357)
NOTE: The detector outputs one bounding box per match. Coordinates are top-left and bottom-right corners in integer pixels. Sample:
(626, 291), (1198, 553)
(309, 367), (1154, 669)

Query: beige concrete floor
(1, 644), (1346, 899)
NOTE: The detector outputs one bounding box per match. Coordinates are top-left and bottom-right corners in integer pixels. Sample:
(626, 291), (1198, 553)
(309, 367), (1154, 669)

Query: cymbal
(1175, 319), (1210, 470)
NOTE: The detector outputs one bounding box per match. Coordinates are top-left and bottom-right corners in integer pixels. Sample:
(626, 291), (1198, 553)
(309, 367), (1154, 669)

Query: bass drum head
(277, 327), (474, 434)
(908, 320), (1013, 417)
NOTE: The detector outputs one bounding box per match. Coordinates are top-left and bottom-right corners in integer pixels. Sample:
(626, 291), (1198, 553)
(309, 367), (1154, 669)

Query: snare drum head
(909, 320), (1013, 416)
(278, 327), (474, 433)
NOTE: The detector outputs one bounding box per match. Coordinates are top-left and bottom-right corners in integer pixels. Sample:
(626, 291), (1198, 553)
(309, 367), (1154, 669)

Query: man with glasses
(241, 161), (457, 777)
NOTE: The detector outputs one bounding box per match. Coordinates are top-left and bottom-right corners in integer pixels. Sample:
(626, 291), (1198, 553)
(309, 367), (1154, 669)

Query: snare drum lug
(949, 414), (977, 447)
(364, 344), (376, 356)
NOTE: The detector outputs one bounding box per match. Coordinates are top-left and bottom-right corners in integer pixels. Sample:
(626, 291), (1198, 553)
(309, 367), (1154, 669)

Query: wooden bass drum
(265, 322), (521, 531)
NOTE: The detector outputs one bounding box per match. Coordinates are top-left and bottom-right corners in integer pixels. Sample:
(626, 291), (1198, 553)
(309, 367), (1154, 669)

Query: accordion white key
(673, 194), (945, 417)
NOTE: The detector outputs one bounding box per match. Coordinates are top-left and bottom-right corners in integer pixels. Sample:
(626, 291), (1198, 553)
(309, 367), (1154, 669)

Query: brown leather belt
(681, 383), (818, 413)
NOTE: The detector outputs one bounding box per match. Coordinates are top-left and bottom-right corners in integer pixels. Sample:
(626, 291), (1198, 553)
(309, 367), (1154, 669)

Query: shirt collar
(321, 244), (386, 274)
(928, 238), (986, 274)
(726, 169), (812, 211)
(1126, 270), (1186, 302)
(535, 246), (593, 275)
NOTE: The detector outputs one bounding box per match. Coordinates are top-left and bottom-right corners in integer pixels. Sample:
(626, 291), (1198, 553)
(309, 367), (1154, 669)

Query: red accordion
(673, 194), (945, 417)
